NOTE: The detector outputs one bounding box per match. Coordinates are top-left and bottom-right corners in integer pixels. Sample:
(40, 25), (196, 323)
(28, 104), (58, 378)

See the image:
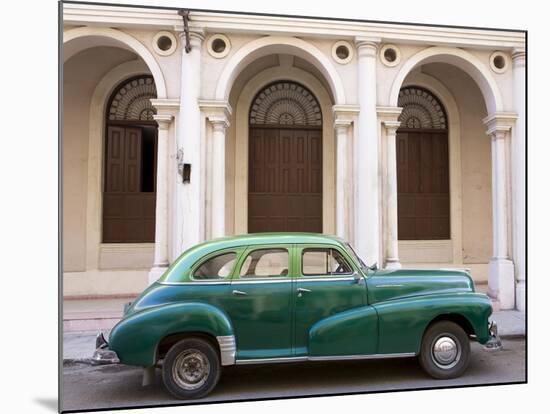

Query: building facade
(62, 3), (526, 310)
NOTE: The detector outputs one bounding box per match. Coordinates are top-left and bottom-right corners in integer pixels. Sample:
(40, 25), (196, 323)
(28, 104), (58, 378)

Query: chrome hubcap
(431, 335), (461, 369)
(172, 349), (210, 390)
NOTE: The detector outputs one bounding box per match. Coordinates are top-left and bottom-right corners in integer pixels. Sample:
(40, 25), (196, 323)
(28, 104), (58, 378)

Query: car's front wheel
(162, 338), (221, 399)
(419, 321), (471, 379)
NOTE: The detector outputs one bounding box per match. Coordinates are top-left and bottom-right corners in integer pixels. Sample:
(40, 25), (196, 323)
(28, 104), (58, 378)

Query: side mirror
(368, 262), (378, 271)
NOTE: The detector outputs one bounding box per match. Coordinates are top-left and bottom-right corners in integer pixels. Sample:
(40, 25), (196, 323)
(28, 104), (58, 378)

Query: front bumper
(91, 332), (120, 365)
(484, 320), (502, 351)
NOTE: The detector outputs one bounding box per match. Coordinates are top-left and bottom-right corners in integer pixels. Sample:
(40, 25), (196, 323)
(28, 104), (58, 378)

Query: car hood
(366, 268), (475, 304)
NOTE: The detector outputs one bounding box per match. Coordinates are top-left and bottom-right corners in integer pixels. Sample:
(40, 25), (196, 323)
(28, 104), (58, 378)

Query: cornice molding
(63, 4), (525, 50)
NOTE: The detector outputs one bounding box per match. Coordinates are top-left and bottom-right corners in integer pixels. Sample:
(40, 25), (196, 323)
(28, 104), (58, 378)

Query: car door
(225, 245), (294, 361)
(293, 244), (376, 357)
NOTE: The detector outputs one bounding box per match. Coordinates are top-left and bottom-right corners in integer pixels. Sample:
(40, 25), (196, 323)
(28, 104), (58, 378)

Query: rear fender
(108, 302), (234, 367)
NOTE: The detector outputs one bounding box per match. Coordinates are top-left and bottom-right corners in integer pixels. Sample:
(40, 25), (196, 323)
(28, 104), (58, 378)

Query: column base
(515, 280), (525, 312)
(385, 260), (402, 269)
(148, 265), (169, 285)
(488, 258), (515, 310)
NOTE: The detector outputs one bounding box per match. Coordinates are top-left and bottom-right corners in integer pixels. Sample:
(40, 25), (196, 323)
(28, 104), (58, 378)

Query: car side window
(302, 248), (352, 276)
(193, 252), (237, 280)
(239, 248), (289, 278)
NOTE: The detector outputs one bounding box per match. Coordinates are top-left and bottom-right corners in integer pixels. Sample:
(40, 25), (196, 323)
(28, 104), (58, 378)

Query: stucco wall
(63, 46), (138, 271)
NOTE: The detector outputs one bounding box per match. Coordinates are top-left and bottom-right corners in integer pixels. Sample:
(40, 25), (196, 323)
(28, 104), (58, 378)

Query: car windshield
(344, 243), (369, 273)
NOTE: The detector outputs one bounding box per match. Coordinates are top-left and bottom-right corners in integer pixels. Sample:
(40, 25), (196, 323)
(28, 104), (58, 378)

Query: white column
(512, 48), (526, 312)
(199, 101), (232, 240)
(178, 29), (205, 252)
(355, 37), (381, 265)
(210, 118), (229, 239)
(383, 120), (401, 268)
(335, 121), (350, 239)
(148, 114), (172, 283)
(484, 114), (517, 310)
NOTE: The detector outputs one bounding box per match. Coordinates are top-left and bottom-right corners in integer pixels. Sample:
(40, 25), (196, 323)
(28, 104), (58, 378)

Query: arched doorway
(102, 75), (158, 243)
(397, 86), (450, 240)
(248, 81), (323, 233)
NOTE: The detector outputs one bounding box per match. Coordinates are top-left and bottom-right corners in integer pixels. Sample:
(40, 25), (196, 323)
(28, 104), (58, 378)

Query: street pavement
(61, 338), (525, 412)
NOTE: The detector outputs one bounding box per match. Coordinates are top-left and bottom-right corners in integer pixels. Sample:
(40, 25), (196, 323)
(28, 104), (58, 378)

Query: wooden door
(248, 127), (322, 233)
(397, 130), (450, 240)
(103, 126), (156, 243)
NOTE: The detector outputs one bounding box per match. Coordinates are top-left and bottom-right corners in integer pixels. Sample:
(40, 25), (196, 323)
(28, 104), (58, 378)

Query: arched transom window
(249, 81), (322, 127)
(398, 86), (447, 130)
(107, 76), (157, 121)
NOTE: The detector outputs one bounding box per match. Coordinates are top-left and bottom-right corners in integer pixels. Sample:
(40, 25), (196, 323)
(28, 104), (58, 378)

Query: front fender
(108, 302), (234, 367)
(374, 293), (492, 354)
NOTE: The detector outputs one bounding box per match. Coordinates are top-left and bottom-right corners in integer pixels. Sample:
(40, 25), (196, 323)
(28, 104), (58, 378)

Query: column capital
(151, 98), (180, 115)
(334, 119), (352, 132)
(483, 112), (518, 137)
(177, 27), (205, 50)
(382, 120), (401, 134)
(211, 118), (230, 131)
(199, 99), (232, 128)
(177, 26), (205, 39)
(333, 104), (359, 127)
(377, 106), (403, 125)
(153, 114), (173, 130)
(355, 37), (381, 57)
(512, 47), (526, 68)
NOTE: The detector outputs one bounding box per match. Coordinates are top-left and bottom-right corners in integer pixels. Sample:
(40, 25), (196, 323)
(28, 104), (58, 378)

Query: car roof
(194, 232), (346, 252)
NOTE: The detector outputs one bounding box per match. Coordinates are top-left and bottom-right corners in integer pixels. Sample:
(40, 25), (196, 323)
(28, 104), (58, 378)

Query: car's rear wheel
(162, 338), (220, 399)
(419, 321), (470, 379)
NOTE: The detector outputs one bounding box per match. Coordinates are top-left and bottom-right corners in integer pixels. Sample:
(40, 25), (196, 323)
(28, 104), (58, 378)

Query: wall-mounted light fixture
(183, 163), (191, 183)
(176, 149), (185, 183)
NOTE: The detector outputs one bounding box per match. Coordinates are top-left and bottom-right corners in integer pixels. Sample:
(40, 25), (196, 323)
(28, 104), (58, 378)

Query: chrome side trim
(236, 356), (308, 365)
(159, 277), (357, 285)
(216, 335), (236, 366)
(235, 352), (416, 365)
(231, 279), (291, 284)
(298, 277), (356, 282)
(308, 352), (416, 361)
(158, 281), (230, 286)
(374, 284), (405, 288)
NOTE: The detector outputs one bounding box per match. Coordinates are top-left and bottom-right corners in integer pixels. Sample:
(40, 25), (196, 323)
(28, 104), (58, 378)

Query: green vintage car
(93, 233), (501, 399)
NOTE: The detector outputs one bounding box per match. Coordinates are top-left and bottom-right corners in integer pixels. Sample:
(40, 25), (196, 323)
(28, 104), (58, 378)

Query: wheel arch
(156, 331), (221, 362)
(423, 313), (476, 339)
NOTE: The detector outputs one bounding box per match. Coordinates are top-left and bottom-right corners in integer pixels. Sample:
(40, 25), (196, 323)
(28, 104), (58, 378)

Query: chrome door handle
(232, 290), (247, 296)
(297, 287), (312, 297)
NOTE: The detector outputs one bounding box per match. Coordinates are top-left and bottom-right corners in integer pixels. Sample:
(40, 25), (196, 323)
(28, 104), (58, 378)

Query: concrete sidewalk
(62, 310), (526, 361)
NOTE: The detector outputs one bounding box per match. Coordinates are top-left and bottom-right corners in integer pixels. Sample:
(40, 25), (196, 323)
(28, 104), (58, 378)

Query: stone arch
(63, 26), (167, 99)
(389, 46), (503, 114)
(215, 36), (346, 105)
